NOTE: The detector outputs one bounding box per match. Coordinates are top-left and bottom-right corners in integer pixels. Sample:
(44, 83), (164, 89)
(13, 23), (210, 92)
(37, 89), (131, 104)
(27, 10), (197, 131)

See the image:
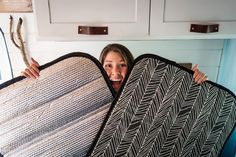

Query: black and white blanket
(0, 53), (235, 157)
(88, 54), (236, 157)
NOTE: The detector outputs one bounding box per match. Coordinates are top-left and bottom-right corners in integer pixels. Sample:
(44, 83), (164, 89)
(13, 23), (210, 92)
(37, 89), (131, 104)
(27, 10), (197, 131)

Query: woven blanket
(88, 54), (236, 157)
(0, 52), (115, 157)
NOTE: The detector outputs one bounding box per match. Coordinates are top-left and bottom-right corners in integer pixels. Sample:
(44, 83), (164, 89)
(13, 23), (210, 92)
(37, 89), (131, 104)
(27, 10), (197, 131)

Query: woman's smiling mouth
(110, 79), (122, 91)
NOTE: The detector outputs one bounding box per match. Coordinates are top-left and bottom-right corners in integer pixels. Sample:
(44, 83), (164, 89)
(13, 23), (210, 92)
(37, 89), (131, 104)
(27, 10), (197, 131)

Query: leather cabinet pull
(190, 24), (219, 33)
(78, 26), (108, 35)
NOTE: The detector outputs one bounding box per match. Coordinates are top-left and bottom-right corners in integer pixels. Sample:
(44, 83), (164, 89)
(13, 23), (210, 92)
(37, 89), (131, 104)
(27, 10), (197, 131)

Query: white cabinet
(33, 0), (236, 40)
(150, 0), (236, 39)
(33, 0), (150, 40)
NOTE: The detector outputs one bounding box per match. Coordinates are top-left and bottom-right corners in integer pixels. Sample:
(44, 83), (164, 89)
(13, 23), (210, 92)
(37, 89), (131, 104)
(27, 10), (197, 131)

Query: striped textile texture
(88, 54), (236, 157)
(0, 52), (114, 157)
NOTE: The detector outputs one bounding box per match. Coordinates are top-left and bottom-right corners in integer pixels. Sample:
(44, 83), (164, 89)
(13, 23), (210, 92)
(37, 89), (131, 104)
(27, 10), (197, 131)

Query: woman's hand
(21, 58), (40, 79)
(192, 64), (208, 84)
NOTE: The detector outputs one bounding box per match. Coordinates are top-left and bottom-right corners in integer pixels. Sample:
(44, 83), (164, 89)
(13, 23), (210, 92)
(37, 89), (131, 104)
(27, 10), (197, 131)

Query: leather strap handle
(78, 26), (108, 35)
(190, 24), (219, 33)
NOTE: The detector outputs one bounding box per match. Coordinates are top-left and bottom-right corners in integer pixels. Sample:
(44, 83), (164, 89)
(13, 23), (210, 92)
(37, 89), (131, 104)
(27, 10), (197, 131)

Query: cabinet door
(150, 0), (236, 39)
(33, 0), (150, 40)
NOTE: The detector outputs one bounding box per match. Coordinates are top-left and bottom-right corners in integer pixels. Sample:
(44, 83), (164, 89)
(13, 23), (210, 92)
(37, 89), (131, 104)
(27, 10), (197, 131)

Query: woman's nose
(112, 66), (121, 75)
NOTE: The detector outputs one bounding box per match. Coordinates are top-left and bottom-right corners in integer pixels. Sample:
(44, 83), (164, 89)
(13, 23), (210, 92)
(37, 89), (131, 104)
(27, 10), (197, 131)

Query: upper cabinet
(33, 0), (150, 40)
(150, 0), (236, 39)
(33, 0), (236, 40)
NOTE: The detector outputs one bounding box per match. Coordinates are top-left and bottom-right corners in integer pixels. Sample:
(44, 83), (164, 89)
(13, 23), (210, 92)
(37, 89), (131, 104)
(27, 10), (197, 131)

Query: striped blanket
(0, 53), (115, 157)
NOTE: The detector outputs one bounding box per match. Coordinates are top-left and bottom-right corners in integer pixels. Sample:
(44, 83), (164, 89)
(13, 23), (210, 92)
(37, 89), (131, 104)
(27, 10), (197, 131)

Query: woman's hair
(99, 43), (134, 70)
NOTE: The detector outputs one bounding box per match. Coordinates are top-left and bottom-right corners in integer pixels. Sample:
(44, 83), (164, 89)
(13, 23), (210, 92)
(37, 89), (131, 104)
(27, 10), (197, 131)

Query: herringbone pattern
(89, 54), (236, 157)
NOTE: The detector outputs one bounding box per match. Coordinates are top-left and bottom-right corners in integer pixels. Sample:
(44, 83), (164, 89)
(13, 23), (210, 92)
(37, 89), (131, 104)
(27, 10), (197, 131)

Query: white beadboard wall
(0, 13), (224, 82)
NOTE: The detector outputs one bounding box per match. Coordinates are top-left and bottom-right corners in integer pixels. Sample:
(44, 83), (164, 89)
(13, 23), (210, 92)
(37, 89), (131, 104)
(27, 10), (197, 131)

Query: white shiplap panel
(0, 12), (224, 82)
(147, 50), (222, 66)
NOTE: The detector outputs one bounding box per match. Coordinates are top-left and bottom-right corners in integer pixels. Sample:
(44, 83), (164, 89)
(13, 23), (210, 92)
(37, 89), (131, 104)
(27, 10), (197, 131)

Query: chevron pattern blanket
(88, 54), (236, 157)
(0, 53), (115, 157)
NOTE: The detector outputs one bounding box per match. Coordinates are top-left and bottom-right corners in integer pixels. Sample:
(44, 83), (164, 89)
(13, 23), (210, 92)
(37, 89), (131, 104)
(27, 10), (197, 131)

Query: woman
(21, 43), (207, 92)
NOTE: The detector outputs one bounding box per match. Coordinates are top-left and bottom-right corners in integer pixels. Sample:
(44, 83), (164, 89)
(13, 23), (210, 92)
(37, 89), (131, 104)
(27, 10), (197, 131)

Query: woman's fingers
(200, 75), (208, 83)
(31, 57), (40, 67)
(192, 64), (198, 71)
(195, 72), (205, 84)
(21, 68), (37, 78)
(193, 70), (208, 84)
(30, 58), (40, 77)
(192, 64), (199, 79)
(192, 64), (208, 84)
(30, 63), (40, 76)
(20, 58), (40, 79)
(20, 70), (30, 78)
(29, 66), (40, 78)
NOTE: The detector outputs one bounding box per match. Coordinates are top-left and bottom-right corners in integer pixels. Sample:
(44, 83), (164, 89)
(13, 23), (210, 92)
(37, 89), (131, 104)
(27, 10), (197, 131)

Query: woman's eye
(120, 64), (127, 67)
(104, 64), (112, 68)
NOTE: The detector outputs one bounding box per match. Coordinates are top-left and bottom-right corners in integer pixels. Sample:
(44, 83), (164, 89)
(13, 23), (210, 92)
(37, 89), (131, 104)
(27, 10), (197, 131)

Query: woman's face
(103, 51), (128, 92)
